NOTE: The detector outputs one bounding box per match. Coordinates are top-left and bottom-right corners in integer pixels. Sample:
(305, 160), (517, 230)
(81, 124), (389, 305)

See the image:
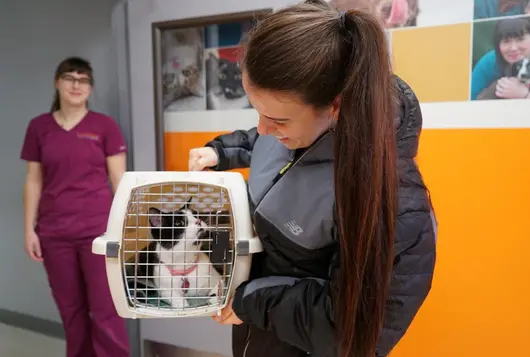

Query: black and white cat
(141, 204), (224, 309)
(205, 52), (252, 110)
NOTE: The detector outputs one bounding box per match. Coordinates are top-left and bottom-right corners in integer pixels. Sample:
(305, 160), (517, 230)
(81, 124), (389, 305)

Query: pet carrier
(92, 171), (262, 318)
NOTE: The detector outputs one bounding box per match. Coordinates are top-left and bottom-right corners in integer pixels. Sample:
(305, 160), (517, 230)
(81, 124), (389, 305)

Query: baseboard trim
(0, 309), (64, 340)
(145, 340), (230, 357)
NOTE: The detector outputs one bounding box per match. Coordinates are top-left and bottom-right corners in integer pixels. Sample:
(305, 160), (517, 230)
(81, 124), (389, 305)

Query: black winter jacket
(205, 76), (437, 357)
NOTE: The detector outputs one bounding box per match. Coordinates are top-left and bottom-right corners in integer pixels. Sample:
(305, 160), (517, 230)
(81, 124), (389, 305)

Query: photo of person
(474, 0), (530, 20)
(471, 16), (530, 100)
(160, 27), (207, 112)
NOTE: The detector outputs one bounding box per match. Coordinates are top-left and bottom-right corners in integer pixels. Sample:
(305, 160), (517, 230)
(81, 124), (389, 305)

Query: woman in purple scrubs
(20, 57), (130, 357)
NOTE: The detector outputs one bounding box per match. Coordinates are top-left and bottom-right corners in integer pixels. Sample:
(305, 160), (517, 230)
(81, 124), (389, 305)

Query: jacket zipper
(254, 130), (332, 212)
(244, 131), (331, 356)
(242, 328), (252, 357)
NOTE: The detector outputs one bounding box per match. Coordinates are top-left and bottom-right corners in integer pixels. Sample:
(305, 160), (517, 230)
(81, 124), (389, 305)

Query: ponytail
(238, 3), (399, 355)
(50, 90), (60, 112)
(333, 10), (398, 357)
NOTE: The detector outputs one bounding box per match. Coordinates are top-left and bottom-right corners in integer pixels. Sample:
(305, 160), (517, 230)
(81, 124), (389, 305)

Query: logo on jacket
(285, 220), (303, 236)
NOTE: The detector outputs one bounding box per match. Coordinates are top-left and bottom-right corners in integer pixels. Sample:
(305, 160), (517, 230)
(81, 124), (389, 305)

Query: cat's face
(207, 53), (246, 99)
(148, 206), (207, 253)
(218, 59), (245, 99)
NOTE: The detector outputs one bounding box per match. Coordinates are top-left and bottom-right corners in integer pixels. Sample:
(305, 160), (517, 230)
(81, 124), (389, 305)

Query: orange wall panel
(391, 128), (530, 356)
(391, 23), (472, 103)
(164, 128), (530, 356)
(164, 131), (249, 178)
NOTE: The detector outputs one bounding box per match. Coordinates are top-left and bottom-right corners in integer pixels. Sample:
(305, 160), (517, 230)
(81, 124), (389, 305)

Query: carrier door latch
(236, 240), (250, 256)
(106, 241), (120, 258)
(236, 237), (263, 256)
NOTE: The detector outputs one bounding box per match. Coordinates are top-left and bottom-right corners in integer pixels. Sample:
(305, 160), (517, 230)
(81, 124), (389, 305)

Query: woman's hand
(212, 298), (243, 325)
(188, 147), (219, 171)
(25, 230), (43, 262)
(495, 77), (530, 99)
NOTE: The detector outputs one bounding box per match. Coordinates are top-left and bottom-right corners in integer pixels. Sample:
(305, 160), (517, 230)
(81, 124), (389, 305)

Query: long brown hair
(240, 1), (398, 356)
(51, 57), (93, 112)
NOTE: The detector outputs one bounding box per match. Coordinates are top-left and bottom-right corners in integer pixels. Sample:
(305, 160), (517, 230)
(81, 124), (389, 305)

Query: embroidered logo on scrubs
(77, 132), (100, 141)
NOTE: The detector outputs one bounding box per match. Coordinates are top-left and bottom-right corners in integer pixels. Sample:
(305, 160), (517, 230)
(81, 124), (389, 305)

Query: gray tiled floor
(0, 323), (65, 357)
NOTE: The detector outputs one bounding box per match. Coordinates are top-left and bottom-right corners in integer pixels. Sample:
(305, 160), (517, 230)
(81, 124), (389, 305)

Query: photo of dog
(471, 16), (530, 100)
(477, 57), (530, 100)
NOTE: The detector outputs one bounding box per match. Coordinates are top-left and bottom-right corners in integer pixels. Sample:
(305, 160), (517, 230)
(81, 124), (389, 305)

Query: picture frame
(151, 9), (272, 171)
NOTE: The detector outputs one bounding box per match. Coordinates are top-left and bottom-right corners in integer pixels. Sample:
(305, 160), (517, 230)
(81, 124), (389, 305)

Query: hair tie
(338, 11), (347, 30)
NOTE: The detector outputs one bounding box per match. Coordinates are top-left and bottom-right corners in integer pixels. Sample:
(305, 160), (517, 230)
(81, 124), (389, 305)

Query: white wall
(125, 1), (299, 355)
(0, 0), (119, 322)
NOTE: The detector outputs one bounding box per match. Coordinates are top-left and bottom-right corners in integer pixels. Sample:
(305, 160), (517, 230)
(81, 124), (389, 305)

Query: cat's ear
(148, 207), (163, 227)
(185, 196), (193, 208)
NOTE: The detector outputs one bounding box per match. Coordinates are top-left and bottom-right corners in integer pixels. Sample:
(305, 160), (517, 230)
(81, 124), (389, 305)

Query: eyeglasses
(60, 74), (92, 86)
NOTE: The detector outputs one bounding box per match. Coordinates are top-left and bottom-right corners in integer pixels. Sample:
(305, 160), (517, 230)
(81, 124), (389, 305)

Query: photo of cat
(161, 27), (207, 112)
(205, 47), (252, 110)
(157, 19), (258, 113)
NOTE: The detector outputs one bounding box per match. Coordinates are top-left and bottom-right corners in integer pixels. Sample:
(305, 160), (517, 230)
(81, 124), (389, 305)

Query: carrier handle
(92, 234), (120, 258)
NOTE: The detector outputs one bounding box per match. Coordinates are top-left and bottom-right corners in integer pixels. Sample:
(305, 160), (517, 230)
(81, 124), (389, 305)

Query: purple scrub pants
(40, 235), (129, 357)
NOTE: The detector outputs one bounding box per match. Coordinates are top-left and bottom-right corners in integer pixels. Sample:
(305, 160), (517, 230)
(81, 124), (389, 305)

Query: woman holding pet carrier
(188, 1), (437, 357)
(20, 57), (130, 357)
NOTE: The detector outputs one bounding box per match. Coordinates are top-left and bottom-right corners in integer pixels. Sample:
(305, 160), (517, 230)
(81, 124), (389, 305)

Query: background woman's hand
(495, 77), (529, 99)
(188, 147), (219, 171)
(24, 230), (43, 262)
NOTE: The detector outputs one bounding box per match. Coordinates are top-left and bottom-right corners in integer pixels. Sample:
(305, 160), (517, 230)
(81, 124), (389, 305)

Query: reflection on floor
(0, 323), (65, 357)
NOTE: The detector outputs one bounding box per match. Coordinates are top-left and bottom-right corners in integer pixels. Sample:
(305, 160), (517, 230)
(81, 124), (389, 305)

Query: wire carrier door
(92, 171), (262, 318)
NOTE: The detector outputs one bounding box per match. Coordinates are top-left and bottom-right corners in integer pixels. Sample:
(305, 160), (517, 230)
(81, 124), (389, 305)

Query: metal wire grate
(121, 182), (234, 311)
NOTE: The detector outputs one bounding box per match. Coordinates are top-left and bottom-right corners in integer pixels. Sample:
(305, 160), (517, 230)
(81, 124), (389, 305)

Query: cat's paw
(169, 296), (188, 309)
(207, 293), (220, 307)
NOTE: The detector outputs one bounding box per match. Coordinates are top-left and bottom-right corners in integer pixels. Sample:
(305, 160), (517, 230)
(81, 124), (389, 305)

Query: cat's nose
(195, 219), (202, 225)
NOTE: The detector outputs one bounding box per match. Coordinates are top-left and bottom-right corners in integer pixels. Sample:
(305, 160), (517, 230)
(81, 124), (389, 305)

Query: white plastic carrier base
(92, 171), (262, 319)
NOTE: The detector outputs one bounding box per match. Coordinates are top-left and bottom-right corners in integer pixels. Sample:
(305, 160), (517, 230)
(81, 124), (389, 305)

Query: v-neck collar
(51, 110), (90, 132)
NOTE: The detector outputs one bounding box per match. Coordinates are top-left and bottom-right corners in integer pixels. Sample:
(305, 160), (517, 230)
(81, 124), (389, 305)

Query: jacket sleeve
(231, 210), (437, 357)
(375, 209), (437, 356)
(205, 127), (259, 171)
